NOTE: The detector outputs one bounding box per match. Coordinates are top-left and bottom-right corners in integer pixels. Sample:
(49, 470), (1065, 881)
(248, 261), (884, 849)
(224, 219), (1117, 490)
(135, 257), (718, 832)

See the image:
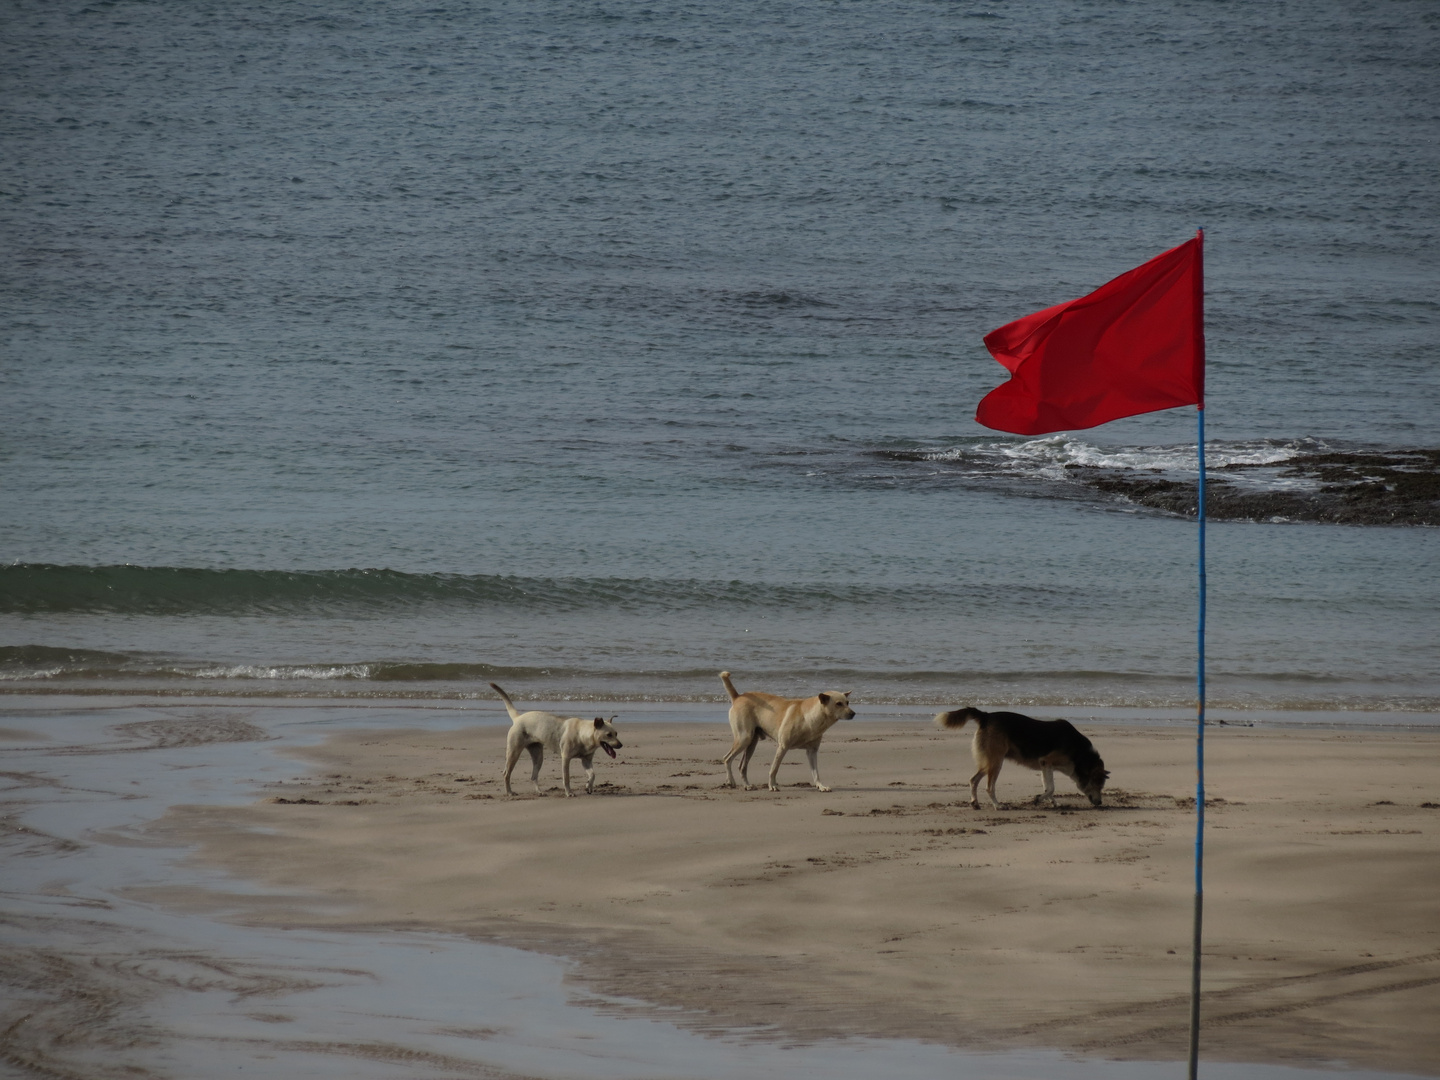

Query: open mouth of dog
(602, 743), (618, 758)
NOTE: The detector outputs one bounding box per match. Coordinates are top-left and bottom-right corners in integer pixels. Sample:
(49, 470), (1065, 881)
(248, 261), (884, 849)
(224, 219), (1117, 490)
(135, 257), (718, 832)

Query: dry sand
(145, 719), (1440, 1076)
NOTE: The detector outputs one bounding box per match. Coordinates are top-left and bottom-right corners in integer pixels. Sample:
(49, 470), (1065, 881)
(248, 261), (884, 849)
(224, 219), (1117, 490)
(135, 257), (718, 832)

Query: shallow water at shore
(2, 695), (1434, 1079)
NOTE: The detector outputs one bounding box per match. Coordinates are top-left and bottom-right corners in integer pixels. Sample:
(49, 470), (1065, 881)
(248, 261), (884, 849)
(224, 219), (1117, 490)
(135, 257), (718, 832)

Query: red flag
(977, 232), (1205, 435)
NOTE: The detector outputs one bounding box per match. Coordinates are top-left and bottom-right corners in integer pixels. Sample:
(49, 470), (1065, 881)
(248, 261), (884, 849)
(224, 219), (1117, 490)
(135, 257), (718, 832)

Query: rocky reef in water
(1082, 449), (1440, 526)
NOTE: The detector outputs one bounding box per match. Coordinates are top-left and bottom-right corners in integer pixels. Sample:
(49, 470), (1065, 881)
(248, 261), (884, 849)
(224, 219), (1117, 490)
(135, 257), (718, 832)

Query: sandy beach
(132, 713), (1440, 1077)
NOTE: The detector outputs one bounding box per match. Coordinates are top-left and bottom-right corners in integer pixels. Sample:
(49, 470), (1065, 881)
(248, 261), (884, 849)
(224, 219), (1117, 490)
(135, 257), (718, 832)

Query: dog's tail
(489, 682), (523, 722)
(935, 707), (982, 731)
(719, 671), (741, 702)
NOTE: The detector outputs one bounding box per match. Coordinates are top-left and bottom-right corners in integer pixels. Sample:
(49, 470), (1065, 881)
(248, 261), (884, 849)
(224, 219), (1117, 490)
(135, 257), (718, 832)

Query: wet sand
(143, 716), (1440, 1076)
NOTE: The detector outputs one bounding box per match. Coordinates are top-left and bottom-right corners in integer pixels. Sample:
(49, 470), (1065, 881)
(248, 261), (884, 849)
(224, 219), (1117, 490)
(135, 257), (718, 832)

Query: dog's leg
(527, 743), (545, 794)
(766, 742), (790, 792)
(561, 750), (595, 797)
(968, 768), (985, 809)
(724, 726), (760, 790)
(721, 710), (751, 789)
(1037, 764), (1057, 806)
(804, 747), (830, 792)
(503, 730), (526, 796)
(983, 763), (1003, 810)
(721, 731), (750, 789)
(739, 730), (762, 790)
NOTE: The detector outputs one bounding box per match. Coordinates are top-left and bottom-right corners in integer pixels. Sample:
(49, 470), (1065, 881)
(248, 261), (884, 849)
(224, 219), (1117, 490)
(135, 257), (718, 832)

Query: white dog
(719, 671), (855, 792)
(491, 683), (623, 797)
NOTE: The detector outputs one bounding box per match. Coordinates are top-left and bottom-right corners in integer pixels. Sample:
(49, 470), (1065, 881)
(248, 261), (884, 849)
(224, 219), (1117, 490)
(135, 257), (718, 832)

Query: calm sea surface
(2, 0), (1437, 712)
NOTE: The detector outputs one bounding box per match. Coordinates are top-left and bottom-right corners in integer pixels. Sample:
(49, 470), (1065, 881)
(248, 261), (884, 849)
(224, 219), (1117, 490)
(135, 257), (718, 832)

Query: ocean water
(2, 0), (1437, 712)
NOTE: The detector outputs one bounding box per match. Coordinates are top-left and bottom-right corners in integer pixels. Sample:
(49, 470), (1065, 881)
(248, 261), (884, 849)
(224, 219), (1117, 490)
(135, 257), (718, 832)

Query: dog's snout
(611, 740), (623, 749)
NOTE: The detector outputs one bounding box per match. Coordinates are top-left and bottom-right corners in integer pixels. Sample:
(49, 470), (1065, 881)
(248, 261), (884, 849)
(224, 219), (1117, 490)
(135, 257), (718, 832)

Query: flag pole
(1188, 403), (1206, 1078)
(1188, 226), (1207, 1079)
(973, 229), (1209, 1077)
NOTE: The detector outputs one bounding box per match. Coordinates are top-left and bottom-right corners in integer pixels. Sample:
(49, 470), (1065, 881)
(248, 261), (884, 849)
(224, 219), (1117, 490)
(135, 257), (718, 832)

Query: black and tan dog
(935, 707), (1108, 809)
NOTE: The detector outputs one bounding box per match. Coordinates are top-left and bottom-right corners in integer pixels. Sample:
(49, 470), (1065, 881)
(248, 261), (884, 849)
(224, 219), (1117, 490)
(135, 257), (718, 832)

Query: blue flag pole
(1188, 402), (1206, 1079)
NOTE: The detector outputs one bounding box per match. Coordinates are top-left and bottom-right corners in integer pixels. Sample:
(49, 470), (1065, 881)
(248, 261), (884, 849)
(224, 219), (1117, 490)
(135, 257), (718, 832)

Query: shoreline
(3, 690), (1438, 729)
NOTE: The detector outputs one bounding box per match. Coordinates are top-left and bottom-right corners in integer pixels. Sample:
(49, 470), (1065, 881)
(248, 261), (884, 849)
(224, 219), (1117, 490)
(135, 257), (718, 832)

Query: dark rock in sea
(1086, 449), (1440, 526)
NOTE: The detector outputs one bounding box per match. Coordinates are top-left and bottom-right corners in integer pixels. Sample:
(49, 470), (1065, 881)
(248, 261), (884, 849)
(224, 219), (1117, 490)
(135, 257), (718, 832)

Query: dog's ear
(593, 717), (605, 728)
(817, 692), (831, 705)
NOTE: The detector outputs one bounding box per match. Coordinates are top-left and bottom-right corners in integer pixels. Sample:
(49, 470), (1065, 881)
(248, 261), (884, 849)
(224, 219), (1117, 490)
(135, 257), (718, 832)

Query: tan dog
(719, 671), (855, 792)
(492, 683), (622, 797)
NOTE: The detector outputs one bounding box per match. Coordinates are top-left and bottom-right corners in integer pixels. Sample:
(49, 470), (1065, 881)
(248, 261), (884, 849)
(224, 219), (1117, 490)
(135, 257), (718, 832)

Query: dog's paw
(815, 784), (832, 793)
